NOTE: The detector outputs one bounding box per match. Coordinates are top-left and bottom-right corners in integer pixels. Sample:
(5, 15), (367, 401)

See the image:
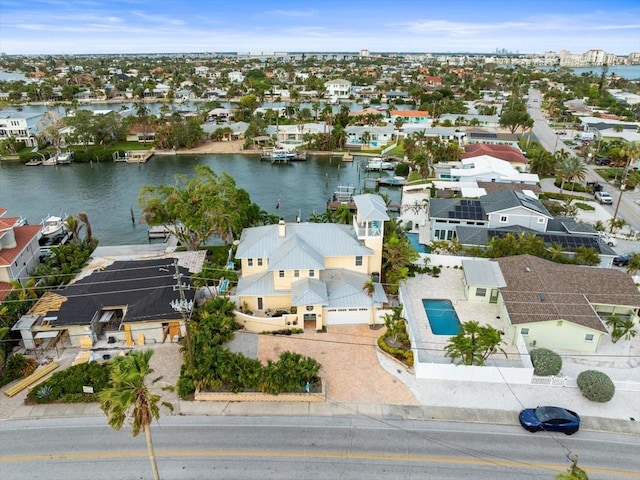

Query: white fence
(531, 375), (640, 392)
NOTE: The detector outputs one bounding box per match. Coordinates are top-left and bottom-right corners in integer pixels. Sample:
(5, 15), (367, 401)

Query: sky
(0, 0), (638, 56)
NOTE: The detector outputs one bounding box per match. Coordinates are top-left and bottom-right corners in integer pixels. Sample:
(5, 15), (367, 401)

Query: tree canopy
(138, 166), (262, 250)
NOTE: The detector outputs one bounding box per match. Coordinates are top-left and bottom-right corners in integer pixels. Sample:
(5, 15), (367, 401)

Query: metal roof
(291, 278), (328, 306)
(462, 259), (506, 287)
(353, 194), (390, 221)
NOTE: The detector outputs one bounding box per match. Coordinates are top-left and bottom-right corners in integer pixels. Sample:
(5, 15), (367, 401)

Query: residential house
(235, 194), (389, 331)
(390, 110), (431, 125)
(228, 71), (245, 83)
(344, 125), (396, 149)
(16, 258), (195, 349)
(444, 156), (538, 184)
(0, 111), (43, 147)
(401, 126), (466, 144)
(461, 144), (528, 171)
(465, 128), (520, 148)
(428, 189), (618, 264)
(0, 208), (42, 301)
(325, 79), (352, 99)
(385, 90), (409, 101)
(439, 114), (500, 128)
(495, 255), (640, 353)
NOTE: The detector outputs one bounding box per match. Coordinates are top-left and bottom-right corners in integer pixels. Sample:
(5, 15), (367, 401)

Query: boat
(41, 215), (67, 238)
(41, 156), (57, 166)
(261, 147), (296, 163)
(365, 158), (396, 171)
(56, 152), (74, 164)
(291, 151), (307, 161)
(378, 176), (406, 187)
(25, 159), (42, 166)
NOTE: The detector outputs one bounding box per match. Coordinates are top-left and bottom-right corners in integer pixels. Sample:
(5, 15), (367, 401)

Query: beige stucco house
(234, 194), (389, 331)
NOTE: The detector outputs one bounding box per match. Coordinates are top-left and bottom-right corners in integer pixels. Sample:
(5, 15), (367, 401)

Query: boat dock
(148, 225), (172, 240)
(113, 150), (153, 163)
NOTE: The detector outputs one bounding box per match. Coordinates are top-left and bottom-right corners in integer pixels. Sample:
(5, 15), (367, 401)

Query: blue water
(406, 232), (429, 253)
(422, 299), (462, 335)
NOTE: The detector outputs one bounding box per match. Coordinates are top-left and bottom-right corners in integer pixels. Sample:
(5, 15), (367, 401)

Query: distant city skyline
(0, 0), (638, 56)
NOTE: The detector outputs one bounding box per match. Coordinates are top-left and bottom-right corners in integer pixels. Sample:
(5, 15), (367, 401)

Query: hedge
(576, 370), (615, 403)
(530, 348), (562, 376)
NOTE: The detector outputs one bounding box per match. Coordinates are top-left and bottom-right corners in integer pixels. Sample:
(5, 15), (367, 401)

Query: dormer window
(499, 215), (508, 223)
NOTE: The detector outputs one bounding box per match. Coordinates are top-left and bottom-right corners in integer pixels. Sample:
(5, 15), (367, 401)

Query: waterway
(0, 154), (401, 246)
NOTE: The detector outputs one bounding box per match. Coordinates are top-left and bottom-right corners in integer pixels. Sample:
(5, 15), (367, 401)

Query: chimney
(278, 217), (285, 237)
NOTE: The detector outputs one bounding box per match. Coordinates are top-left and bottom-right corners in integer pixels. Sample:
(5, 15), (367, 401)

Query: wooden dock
(113, 150), (153, 163)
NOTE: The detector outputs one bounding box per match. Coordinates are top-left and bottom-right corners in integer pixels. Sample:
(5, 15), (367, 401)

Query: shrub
(530, 348), (562, 376)
(577, 370), (615, 402)
(26, 361), (111, 403)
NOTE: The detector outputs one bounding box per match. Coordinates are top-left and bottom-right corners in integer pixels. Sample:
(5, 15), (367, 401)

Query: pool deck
(403, 267), (522, 363)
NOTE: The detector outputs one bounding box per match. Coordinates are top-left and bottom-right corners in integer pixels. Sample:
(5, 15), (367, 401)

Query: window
(476, 288), (487, 297)
(257, 258), (263, 266)
(306, 305), (314, 311)
(278, 270), (285, 278)
(500, 215), (508, 223)
(294, 269), (300, 277)
(521, 328), (529, 335)
(247, 258), (253, 266)
(309, 269), (315, 278)
(585, 334), (594, 342)
(537, 217), (545, 224)
(355, 256), (363, 266)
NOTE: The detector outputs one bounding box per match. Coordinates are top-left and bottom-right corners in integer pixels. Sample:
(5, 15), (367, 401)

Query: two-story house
(0, 111), (43, 148)
(235, 194), (389, 331)
(0, 208), (42, 301)
(324, 79), (352, 100)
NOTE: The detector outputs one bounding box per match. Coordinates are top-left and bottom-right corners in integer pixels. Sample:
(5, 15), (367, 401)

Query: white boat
(56, 152), (73, 164)
(41, 215), (66, 237)
(365, 158), (395, 171)
(41, 156), (57, 166)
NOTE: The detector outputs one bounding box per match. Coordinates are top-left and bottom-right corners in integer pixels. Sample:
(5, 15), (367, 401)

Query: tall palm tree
(557, 156), (586, 191)
(100, 350), (172, 480)
(76, 212), (93, 243)
(626, 252), (640, 276)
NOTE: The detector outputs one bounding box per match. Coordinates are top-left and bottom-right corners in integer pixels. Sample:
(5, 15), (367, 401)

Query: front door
(303, 313), (316, 330)
(490, 289), (499, 304)
(257, 297), (263, 311)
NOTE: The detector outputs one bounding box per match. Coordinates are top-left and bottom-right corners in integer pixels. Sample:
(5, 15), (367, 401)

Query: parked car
(595, 157), (611, 166)
(598, 232), (617, 246)
(519, 406), (580, 435)
(595, 191), (613, 204)
(613, 253), (632, 267)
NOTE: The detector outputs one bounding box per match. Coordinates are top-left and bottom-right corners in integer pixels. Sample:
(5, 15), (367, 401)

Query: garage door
(325, 308), (370, 325)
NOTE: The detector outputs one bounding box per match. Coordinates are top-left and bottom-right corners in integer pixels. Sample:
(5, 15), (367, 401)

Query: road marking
(1, 449), (638, 477)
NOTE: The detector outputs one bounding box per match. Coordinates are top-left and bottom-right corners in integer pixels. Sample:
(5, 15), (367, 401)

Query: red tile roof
(0, 225), (41, 266)
(462, 143), (527, 164)
(0, 282), (10, 301)
(0, 216), (20, 231)
(0, 208), (6, 217)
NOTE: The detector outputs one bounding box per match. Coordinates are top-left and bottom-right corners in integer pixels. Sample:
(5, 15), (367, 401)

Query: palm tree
(606, 316), (638, 343)
(557, 156), (586, 191)
(100, 350), (172, 480)
(626, 252), (640, 276)
(76, 212), (93, 242)
(8, 278), (39, 302)
(444, 321), (507, 366)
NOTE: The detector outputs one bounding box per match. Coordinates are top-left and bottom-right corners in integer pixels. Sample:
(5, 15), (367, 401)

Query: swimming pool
(406, 233), (430, 253)
(422, 299), (462, 335)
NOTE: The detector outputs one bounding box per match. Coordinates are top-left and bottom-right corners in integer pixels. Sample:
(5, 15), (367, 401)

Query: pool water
(406, 233), (430, 253)
(422, 299), (462, 335)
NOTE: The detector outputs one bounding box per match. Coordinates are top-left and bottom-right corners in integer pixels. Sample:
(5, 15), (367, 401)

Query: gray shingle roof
(480, 190), (551, 217)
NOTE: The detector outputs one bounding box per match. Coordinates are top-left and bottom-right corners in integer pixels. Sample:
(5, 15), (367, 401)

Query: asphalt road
(528, 88), (640, 233)
(1, 416), (638, 479)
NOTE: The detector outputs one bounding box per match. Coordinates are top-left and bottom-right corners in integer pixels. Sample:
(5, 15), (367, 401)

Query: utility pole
(610, 155), (632, 233)
(171, 260), (194, 365)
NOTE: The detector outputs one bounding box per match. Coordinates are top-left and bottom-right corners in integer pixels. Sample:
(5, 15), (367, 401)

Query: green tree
(499, 105), (533, 134)
(557, 156), (587, 191)
(555, 455), (589, 480)
(100, 350), (172, 480)
(626, 252), (640, 276)
(138, 166), (261, 249)
(444, 321), (507, 366)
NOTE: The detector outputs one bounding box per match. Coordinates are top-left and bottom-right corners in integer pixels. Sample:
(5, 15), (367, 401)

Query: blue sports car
(519, 406), (580, 435)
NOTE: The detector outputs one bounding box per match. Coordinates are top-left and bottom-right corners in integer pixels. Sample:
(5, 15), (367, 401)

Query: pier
(113, 150), (153, 163)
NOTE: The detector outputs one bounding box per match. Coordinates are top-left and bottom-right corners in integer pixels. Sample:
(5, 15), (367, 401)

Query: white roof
(462, 259), (506, 287)
(353, 194), (390, 221)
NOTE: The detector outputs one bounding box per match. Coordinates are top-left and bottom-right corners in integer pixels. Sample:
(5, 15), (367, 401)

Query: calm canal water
(0, 154), (400, 246)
